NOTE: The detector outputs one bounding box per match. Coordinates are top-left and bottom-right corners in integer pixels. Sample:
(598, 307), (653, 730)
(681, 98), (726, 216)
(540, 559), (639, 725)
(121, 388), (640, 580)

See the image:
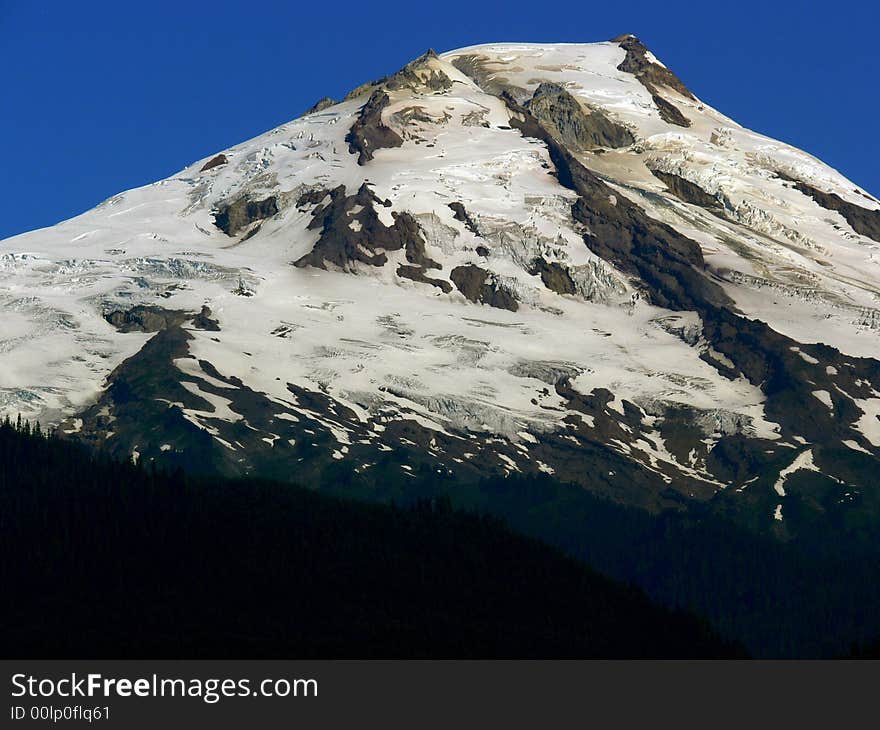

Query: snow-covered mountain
(3, 36), (880, 532)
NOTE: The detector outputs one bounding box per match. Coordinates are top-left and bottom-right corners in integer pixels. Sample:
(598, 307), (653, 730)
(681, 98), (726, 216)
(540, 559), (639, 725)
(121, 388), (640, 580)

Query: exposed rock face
(385, 50), (453, 93)
(613, 34), (696, 99)
(397, 264), (453, 292)
(294, 184), (440, 274)
(529, 257), (577, 295)
(67, 323), (644, 514)
(613, 34), (692, 127)
(344, 81), (383, 102)
(199, 154), (227, 172)
(306, 97), (338, 115)
(779, 173), (880, 242)
(192, 305), (221, 331)
(66, 327), (216, 466)
(342, 53), (452, 166)
(399, 219), (442, 270)
(295, 188), (334, 208)
(450, 54), (529, 100)
(391, 105), (443, 127)
(526, 82), (635, 150)
(213, 196), (278, 236)
(651, 169), (722, 210)
(698, 308), (880, 443)
(104, 306), (190, 333)
(448, 202), (480, 235)
(569, 178), (717, 311)
(650, 93), (691, 127)
(511, 112), (689, 304)
(104, 305), (219, 333)
(502, 92), (880, 463)
(450, 264), (518, 311)
(341, 51), (452, 107)
(345, 90), (404, 165)
(506, 92), (725, 311)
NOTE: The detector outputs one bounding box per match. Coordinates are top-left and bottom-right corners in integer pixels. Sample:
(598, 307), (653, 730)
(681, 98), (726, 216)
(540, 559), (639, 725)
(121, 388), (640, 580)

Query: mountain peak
(3, 37), (880, 541)
(610, 33), (696, 101)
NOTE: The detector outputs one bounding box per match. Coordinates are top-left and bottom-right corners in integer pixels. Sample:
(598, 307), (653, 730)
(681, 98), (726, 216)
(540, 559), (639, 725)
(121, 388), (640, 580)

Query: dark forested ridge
(0, 419), (738, 659)
(311, 454), (880, 658)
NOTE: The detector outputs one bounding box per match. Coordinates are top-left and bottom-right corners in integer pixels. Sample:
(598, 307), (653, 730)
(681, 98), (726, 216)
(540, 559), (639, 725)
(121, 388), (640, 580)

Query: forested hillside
(0, 419), (737, 658)
(309, 451), (880, 658)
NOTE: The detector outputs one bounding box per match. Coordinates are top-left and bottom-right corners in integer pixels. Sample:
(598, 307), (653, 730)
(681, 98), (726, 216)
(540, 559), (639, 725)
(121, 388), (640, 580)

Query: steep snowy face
(444, 40), (880, 355)
(2, 38), (880, 526)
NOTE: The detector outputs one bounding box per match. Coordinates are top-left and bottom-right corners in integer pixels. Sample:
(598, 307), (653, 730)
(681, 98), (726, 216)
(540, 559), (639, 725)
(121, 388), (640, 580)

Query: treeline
(0, 419), (739, 659)
(310, 458), (880, 658)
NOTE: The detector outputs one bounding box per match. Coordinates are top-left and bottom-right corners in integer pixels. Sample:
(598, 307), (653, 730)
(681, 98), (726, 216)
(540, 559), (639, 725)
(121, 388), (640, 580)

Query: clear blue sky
(1, 0), (877, 239)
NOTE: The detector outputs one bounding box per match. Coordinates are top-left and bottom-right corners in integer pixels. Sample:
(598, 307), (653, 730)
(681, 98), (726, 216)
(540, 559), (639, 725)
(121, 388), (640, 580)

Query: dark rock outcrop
(502, 91), (724, 312)
(199, 154), (227, 172)
(613, 34), (695, 100)
(450, 264), (518, 311)
(450, 54), (529, 100)
(651, 169), (721, 210)
(529, 257), (577, 295)
(385, 50), (452, 93)
(306, 97), (338, 115)
(213, 196), (278, 236)
(397, 264), (453, 292)
(526, 82), (635, 150)
(448, 202), (480, 235)
(294, 184), (439, 273)
(778, 172), (880, 243)
(346, 90), (404, 165)
(296, 188), (333, 208)
(105, 305), (220, 333)
(104, 306), (190, 333)
(501, 91), (880, 469)
(612, 35), (692, 127)
(339, 50), (451, 106)
(392, 105), (443, 126)
(192, 305), (221, 331)
(650, 93), (691, 127)
(343, 78), (387, 102)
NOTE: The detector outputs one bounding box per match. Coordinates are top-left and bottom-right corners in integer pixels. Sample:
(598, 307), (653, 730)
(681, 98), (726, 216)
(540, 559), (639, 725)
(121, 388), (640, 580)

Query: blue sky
(1, 0), (877, 239)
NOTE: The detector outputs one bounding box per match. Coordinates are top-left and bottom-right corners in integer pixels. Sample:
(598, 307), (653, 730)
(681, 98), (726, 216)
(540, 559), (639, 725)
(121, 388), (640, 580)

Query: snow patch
(773, 449), (820, 497)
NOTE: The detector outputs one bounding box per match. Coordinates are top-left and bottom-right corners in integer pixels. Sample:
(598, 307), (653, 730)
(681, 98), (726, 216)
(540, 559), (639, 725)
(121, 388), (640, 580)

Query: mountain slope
(2, 37), (880, 536)
(0, 419), (739, 658)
